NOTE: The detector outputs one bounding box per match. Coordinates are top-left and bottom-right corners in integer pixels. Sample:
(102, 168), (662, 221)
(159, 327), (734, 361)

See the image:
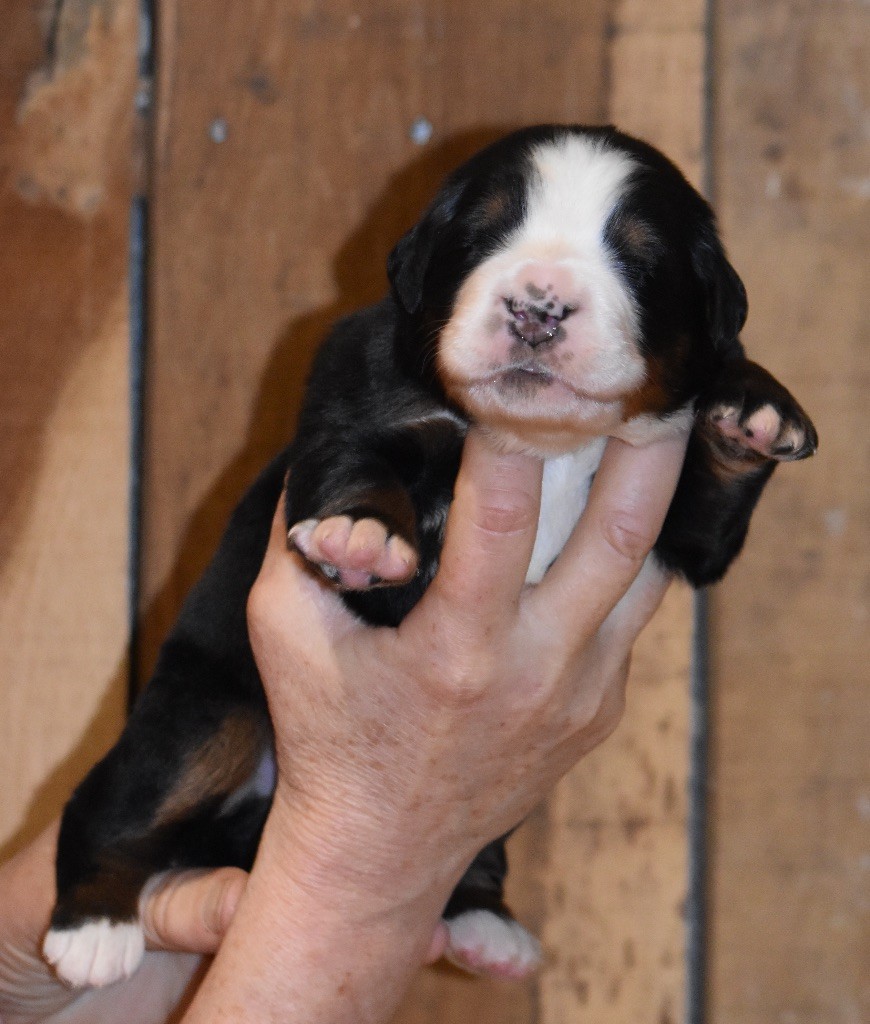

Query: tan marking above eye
(619, 215), (659, 260)
(479, 189), (511, 224)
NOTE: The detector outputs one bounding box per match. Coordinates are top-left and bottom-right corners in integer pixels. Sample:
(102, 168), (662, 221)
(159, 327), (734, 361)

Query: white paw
(43, 919), (145, 988)
(444, 910), (542, 980)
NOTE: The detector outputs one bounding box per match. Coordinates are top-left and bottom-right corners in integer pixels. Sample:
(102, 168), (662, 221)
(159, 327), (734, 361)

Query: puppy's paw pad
(444, 910), (542, 980)
(708, 400), (817, 461)
(43, 919), (145, 988)
(288, 516), (417, 590)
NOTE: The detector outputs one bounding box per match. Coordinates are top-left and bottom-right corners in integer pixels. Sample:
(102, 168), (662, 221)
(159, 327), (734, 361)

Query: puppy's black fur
(47, 125), (816, 984)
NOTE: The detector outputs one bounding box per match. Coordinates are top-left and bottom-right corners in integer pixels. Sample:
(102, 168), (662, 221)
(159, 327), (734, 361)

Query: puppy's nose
(505, 298), (573, 348)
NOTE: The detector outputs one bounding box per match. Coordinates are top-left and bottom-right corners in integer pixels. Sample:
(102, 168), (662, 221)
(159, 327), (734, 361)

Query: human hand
(0, 824), (246, 1024)
(249, 429), (687, 915)
(182, 426), (686, 1023)
(6, 426), (682, 1024)
(251, 429), (686, 907)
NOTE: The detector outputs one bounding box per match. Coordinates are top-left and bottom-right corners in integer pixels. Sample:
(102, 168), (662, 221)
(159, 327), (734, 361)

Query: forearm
(181, 808), (448, 1024)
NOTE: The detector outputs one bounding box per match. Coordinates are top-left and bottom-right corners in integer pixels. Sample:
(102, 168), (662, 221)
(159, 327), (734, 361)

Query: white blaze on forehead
(524, 134), (637, 246)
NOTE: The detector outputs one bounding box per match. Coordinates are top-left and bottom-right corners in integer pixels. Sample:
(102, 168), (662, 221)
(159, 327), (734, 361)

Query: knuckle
(601, 511), (657, 567)
(427, 642), (491, 707)
(443, 663), (488, 706)
(206, 871), (244, 937)
(569, 693), (601, 733)
(245, 579), (270, 635)
(246, 568), (285, 633)
(142, 880), (173, 945)
(597, 682), (627, 735)
(475, 495), (537, 538)
(583, 661), (630, 736)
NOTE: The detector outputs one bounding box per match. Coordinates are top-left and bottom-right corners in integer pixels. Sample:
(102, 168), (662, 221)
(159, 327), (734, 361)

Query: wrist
(264, 777), (467, 919)
(182, 798), (449, 1024)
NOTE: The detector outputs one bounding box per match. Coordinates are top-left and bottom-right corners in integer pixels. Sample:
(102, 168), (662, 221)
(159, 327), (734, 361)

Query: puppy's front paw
(700, 360), (818, 465)
(444, 910), (542, 980)
(43, 919), (145, 988)
(288, 516), (418, 590)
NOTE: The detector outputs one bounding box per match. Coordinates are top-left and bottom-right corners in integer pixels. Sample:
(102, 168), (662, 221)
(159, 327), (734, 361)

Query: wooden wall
(0, 0), (136, 855)
(0, 0), (865, 1021)
(708, 1), (869, 1020)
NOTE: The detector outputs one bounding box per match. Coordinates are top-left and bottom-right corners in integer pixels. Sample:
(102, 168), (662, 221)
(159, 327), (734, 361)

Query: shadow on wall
(3, 124), (523, 859)
(134, 124), (519, 685)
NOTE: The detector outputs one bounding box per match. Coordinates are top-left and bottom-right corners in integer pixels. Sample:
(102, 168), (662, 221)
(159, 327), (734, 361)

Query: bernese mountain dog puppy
(44, 125), (816, 987)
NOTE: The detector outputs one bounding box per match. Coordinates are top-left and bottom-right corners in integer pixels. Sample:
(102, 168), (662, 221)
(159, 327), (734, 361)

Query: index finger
(406, 428), (543, 637)
(529, 431), (688, 640)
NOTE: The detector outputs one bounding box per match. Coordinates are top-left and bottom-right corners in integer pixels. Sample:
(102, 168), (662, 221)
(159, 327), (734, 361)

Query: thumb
(139, 867), (248, 954)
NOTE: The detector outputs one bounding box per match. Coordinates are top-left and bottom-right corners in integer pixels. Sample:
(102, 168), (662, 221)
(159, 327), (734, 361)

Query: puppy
(44, 125), (816, 987)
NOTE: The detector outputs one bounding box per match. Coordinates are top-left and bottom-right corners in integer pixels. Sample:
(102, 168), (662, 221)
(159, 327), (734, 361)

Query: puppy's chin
(445, 371), (696, 458)
(445, 372), (628, 457)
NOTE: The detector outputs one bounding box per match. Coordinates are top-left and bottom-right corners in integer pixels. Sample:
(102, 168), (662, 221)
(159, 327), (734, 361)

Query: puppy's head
(388, 126), (747, 455)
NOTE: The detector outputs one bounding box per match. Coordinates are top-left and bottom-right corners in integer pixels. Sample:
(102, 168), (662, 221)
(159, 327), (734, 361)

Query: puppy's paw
(700, 360), (817, 465)
(444, 910), (542, 980)
(288, 516), (418, 590)
(706, 400), (816, 461)
(43, 919), (145, 988)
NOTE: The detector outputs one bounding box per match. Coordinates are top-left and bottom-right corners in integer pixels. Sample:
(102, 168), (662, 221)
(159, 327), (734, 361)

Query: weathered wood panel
(537, 3), (703, 1020)
(147, 2), (700, 1021)
(0, 0), (135, 854)
(709, 1), (869, 1021)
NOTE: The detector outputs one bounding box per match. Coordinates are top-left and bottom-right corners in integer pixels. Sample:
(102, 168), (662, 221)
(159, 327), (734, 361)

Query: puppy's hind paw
(43, 919), (145, 988)
(444, 910), (542, 980)
(288, 515), (418, 590)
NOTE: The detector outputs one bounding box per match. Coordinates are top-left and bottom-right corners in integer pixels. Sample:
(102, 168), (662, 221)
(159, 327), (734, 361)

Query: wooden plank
(539, 588), (693, 1024)
(146, 1), (700, 1020)
(537, 3), (704, 1021)
(708, 2), (869, 1021)
(0, 0), (135, 854)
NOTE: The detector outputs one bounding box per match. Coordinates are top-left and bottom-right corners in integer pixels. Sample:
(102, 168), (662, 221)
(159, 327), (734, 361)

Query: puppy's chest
(526, 438), (608, 585)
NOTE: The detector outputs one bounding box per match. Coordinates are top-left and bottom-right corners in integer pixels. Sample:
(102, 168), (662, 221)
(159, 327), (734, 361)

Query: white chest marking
(526, 438), (608, 585)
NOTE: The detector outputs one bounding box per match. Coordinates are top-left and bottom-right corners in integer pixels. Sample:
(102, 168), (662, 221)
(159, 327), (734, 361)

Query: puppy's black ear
(691, 221), (748, 357)
(387, 182), (463, 314)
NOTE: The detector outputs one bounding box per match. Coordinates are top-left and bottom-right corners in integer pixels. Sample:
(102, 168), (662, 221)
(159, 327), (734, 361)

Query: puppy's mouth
(460, 361), (627, 405)
(441, 360), (644, 454)
(496, 364), (561, 391)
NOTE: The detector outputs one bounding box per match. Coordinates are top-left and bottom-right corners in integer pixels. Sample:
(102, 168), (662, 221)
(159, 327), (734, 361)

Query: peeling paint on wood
(13, 0), (136, 214)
